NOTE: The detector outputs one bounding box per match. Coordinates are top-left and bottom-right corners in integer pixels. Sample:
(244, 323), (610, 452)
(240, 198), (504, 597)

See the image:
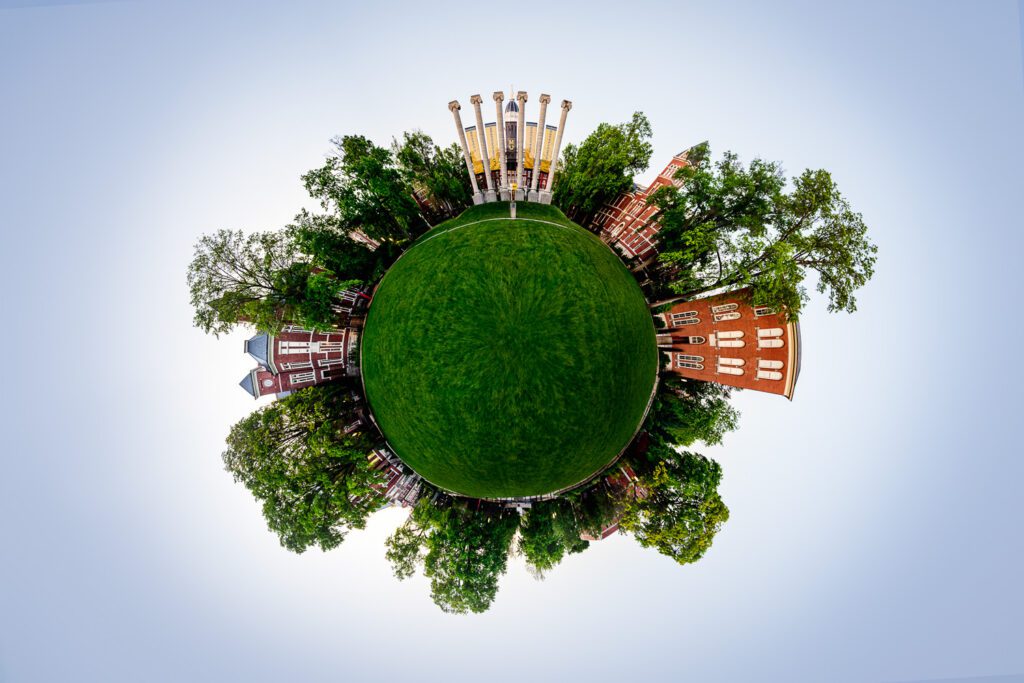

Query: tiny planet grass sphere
(361, 203), (658, 499)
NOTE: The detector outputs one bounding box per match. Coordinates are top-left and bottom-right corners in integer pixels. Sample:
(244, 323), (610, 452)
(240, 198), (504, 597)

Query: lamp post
(510, 182), (517, 218)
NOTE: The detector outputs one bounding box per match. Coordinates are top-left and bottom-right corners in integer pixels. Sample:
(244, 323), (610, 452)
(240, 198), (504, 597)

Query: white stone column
(493, 91), (509, 201)
(540, 99), (572, 205)
(528, 93), (550, 202)
(515, 91), (528, 200)
(470, 95), (496, 203)
(449, 100), (483, 206)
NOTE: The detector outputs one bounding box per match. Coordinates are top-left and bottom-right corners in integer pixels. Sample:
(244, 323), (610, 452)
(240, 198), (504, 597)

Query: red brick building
(239, 326), (359, 399)
(590, 150), (692, 265)
(655, 288), (802, 399)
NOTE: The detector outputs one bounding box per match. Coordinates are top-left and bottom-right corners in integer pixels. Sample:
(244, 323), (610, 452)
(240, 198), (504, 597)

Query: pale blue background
(1, 1), (1022, 681)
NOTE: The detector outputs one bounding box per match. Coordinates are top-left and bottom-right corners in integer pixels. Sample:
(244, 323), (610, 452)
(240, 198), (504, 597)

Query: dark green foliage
(517, 498), (589, 576)
(552, 112), (653, 223)
(187, 228), (354, 335)
(287, 209), (381, 281)
(222, 384), (385, 553)
(645, 375), (739, 448)
(392, 130), (472, 222)
(650, 143), (877, 318)
(303, 135), (427, 244)
(385, 499), (520, 614)
(621, 446), (729, 565)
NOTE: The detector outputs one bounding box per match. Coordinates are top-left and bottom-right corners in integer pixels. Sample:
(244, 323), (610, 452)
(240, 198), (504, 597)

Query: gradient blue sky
(1, 1), (1022, 681)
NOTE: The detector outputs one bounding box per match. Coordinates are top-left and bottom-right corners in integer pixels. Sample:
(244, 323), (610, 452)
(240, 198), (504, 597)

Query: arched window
(758, 339), (784, 349)
(719, 340), (745, 348)
(280, 361), (313, 371)
(754, 306), (776, 317)
(757, 328), (784, 337)
(711, 303), (738, 313)
(714, 312), (741, 322)
(718, 357), (744, 367)
(278, 341), (311, 355)
(676, 354), (704, 363)
(718, 331), (743, 339)
(757, 370), (783, 380)
(758, 360), (783, 370)
(676, 335), (706, 345)
(289, 371), (316, 385)
(676, 360), (704, 370)
(718, 366), (744, 376)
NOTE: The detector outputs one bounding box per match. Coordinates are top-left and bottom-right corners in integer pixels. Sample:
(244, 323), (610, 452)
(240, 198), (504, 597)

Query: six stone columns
(449, 100), (483, 205)
(451, 91), (570, 206)
(470, 95), (496, 203)
(541, 99), (573, 205)
(515, 91), (528, 200)
(528, 94), (550, 202)
(493, 91), (509, 200)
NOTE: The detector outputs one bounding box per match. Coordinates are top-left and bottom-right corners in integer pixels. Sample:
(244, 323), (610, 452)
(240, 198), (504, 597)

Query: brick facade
(589, 152), (691, 266)
(655, 288), (802, 399)
(239, 325), (361, 399)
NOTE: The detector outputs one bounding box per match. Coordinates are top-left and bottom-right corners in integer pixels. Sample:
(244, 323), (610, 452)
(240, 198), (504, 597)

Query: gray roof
(505, 99), (519, 113)
(245, 334), (270, 367)
(239, 370), (259, 399)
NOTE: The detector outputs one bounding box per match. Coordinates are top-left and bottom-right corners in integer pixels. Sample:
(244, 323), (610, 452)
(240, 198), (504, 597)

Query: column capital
(539, 94), (551, 105)
(561, 99), (573, 111)
(469, 94), (483, 105)
(492, 91), (504, 102)
(448, 100), (461, 112)
(516, 90), (528, 103)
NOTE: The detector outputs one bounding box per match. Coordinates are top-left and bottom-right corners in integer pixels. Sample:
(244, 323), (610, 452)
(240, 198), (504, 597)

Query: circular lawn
(360, 206), (658, 499)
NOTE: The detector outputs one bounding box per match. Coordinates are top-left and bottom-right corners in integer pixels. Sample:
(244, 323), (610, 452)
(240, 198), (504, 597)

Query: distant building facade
(239, 325), (361, 399)
(655, 288), (801, 399)
(589, 151), (692, 266)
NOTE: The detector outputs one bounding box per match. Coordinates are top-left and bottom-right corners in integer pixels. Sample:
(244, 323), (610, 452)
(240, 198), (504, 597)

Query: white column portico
(470, 95), (496, 203)
(540, 99), (572, 205)
(449, 100), (483, 205)
(515, 90), (528, 200)
(528, 94), (550, 202)
(493, 91), (509, 200)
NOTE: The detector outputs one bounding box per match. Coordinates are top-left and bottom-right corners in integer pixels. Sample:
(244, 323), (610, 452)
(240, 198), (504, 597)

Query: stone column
(449, 100), (483, 206)
(528, 94), (550, 202)
(515, 90), (528, 200)
(470, 95), (496, 203)
(540, 99), (572, 205)
(493, 91), (509, 200)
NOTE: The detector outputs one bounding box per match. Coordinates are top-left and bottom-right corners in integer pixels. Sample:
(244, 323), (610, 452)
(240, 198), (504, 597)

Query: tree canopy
(620, 446), (730, 565)
(187, 228), (359, 335)
(649, 143), (877, 318)
(645, 375), (739, 448)
(552, 112), (653, 223)
(392, 130), (472, 223)
(222, 383), (384, 553)
(517, 498), (589, 577)
(303, 135), (427, 244)
(385, 499), (520, 613)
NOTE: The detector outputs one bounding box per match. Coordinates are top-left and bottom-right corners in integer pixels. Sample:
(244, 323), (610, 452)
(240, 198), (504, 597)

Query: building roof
(505, 99), (519, 113)
(245, 334), (271, 367)
(239, 370), (259, 399)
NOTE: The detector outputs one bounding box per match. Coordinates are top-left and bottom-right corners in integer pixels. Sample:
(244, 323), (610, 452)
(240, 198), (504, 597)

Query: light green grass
(361, 203), (657, 498)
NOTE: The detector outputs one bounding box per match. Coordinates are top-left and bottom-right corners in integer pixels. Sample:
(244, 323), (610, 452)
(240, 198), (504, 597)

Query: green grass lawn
(360, 203), (658, 498)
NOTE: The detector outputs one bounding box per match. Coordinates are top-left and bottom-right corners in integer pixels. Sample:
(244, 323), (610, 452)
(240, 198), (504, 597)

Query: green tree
(222, 384), (384, 553)
(303, 135), (426, 244)
(649, 143), (877, 318)
(385, 499), (520, 614)
(392, 130), (472, 222)
(620, 447), (729, 565)
(645, 375), (739, 447)
(187, 229), (357, 335)
(552, 112), (653, 223)
(287, 209), (380, 281)
(517, 498), (589, 577)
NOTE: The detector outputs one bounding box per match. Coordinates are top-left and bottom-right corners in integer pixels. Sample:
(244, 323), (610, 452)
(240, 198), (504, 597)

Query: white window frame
(754, 306), (776, 317)
(675, 354), (705, 363)
(758, 360), (784, 370)
(711, 303), (738, 314)
(676, 360), (704, 370)
(758, 339), (784, 349)
(757, 370), (783, 380)
(714, 312), (741, 322)
(718, 357), (744, 367)
(288, 371), (315, 385)
(280, 361), (313, 371)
